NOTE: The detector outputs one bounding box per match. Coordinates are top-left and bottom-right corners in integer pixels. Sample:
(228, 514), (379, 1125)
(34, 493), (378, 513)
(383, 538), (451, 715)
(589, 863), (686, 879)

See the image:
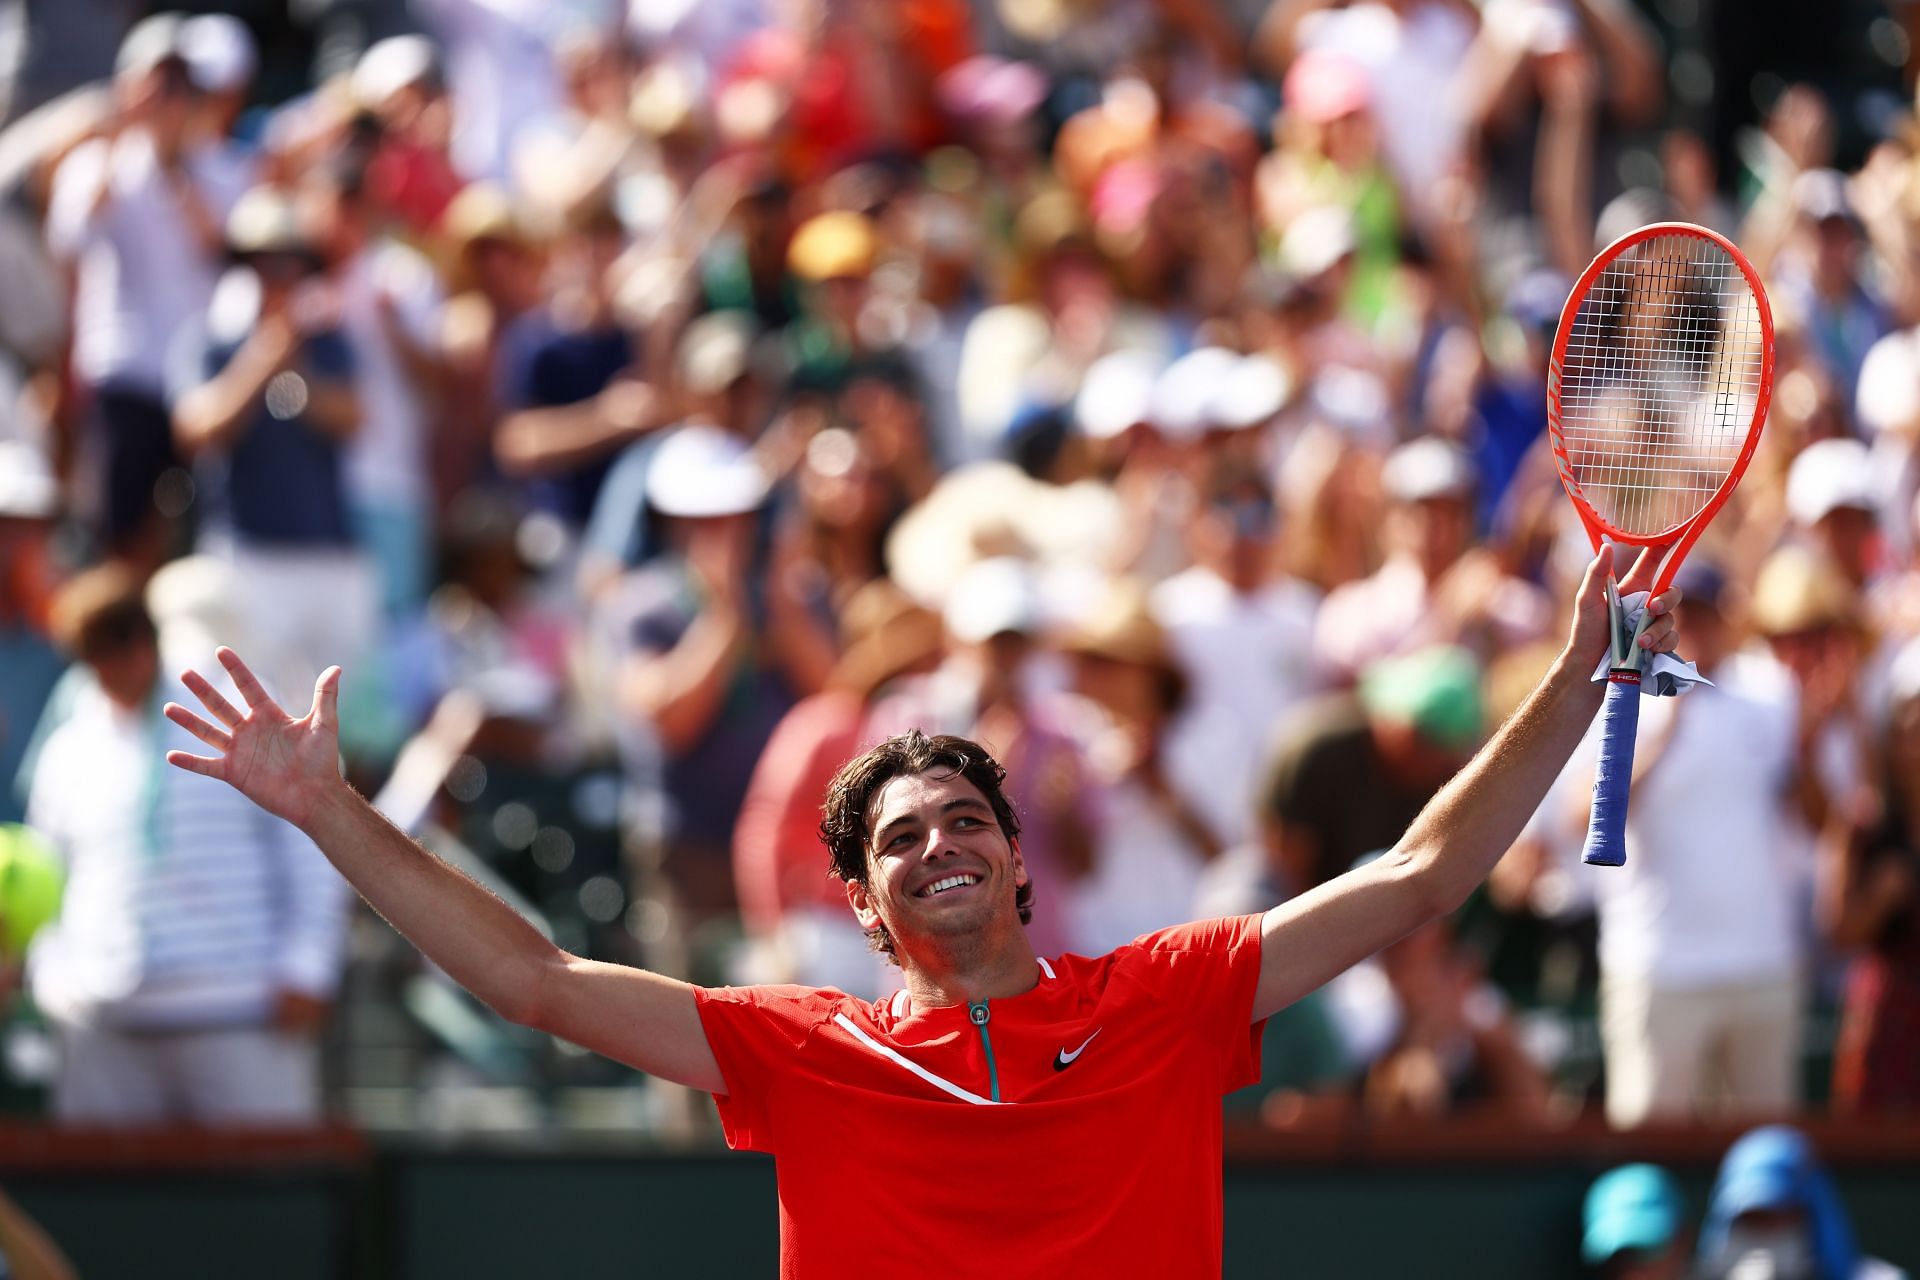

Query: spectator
(349, 37), (465, 239)
(1787, 439), (1885, 598)
(305, 153), (447, 624)
(178, 14), (257, 183)
(784, 210), (889, 394)
(170, 184), (375, 707)
(47, 15), (249, 569)
(1361, 916), (1551, 1123)
(1697, 1126), (1907, 1280)
(1060, 577), (1220, 954)
(1774, 171), (1892, 406)
(580, 311), (770, 597)
(1314, 436), (1551, 681)
(430, 183), (542, 509)
(1152, 463), (1321, 848)
(1570, 562), (1811, 1128)
(1260, 644), (1483, 893)
(1824, 659), (1920, 1114)
(1582, 1164), (1692, 1280)
(25, 565), (348, 1124)
(492, 198), (646, 529)
(601, 425), (803, 978)
(0, 442), (63, 823)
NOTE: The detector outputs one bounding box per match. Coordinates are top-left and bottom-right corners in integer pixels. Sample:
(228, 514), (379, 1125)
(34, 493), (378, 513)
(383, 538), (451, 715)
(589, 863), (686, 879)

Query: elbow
(171, 401), (214, 457)
(1403, 844), (1475, 919)
(493, 417), (542, 477)
(496, 949), (563, 1031)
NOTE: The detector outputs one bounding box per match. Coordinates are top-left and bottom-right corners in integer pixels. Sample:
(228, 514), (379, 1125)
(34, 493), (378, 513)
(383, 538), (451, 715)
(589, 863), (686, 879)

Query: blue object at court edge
(1583, 1164), (1684, 1265)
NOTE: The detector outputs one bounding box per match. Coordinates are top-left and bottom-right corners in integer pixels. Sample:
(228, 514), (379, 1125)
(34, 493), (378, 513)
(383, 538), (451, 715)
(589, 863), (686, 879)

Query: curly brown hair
(819, 729), (1032, 961)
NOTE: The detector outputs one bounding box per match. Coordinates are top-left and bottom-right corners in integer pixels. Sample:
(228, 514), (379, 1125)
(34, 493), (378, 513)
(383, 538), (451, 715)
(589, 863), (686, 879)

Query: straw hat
(827, 580), (944, 698)
(1059, 578), (1179, 674)
(1749, 545), (1862, 636)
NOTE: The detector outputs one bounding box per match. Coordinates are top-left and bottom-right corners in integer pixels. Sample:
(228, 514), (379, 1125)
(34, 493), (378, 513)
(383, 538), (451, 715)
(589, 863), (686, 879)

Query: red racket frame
(1545, 221), (1776, 593)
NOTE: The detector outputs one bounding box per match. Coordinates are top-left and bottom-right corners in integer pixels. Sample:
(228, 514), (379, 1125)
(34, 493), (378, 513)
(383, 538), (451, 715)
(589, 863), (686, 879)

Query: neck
(895, 931), (1040, 1008)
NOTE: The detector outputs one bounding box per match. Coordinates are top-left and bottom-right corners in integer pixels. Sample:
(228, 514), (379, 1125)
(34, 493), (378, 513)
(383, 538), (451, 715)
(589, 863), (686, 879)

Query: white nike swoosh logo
(1053, 1028), (1102, 1070)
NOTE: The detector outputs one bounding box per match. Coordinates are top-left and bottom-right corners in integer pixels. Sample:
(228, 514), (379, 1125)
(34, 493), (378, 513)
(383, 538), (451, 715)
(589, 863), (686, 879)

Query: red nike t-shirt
(693, 914), (1267, 1278)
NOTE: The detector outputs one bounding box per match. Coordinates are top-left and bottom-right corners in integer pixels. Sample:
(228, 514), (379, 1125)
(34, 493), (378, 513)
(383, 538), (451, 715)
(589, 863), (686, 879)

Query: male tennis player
(164, 544), (1681, 1277)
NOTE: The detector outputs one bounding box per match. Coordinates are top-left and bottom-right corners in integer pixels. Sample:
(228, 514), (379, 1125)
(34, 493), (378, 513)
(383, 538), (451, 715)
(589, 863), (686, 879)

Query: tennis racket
(1546, 222), (1774, 867)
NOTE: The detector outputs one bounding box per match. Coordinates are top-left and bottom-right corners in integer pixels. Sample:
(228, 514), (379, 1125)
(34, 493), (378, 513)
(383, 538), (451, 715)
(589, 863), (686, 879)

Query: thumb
(311, 666), (343, 733)
(1577, 541), (1616, 606)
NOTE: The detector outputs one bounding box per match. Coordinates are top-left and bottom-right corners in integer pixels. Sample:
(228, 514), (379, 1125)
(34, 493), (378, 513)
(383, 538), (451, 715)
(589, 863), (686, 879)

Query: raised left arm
(1252, 544), (1679, 1021)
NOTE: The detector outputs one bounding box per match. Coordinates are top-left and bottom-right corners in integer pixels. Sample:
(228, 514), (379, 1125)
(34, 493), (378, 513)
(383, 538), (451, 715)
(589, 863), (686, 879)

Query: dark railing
(3, 1117), (1917, 1278)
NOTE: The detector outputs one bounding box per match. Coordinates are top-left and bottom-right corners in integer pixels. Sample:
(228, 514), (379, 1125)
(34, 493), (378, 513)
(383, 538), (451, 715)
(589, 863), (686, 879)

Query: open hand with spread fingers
(163, 648), (345, 830)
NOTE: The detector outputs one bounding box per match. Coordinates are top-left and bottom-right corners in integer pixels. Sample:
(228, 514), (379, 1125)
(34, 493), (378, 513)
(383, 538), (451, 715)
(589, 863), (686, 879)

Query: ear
(845, 877), (883, 932)
(1009, 836), (1028, 889)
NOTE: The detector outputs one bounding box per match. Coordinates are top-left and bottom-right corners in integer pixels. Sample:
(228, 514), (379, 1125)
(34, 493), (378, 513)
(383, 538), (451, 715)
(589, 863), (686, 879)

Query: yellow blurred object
(1749, 545), (1861, 635)
(0, 824), (62, 961)
(788, 211), (880, 282)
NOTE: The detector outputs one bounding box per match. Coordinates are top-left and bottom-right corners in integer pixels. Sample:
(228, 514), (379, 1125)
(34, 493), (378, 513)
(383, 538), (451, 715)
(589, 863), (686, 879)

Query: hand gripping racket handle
(1581, 673), (1640, 866)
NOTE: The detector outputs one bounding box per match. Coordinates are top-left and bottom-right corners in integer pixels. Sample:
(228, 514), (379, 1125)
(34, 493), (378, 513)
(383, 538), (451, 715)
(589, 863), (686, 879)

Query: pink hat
(1284, 49), (1370, 124)
(938, 57), (1048, 127)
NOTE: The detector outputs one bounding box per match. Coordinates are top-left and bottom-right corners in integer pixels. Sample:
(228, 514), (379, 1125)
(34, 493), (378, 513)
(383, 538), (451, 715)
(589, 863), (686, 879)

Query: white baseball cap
(1150, 347), (1241, 439)
(0, 441), (58, 519)
(1276, 205), (1356, 282)
(944, 556), (1042, 644)
(1209, 354), (1292, 431)
(1786, 437), (1876, 525)
(1074, 349), (1164, 440)
(352, 36), (438, 110)
(181, 13), (256, 94)
(116, 13), (187, 81)
(644, 425), (769, 518)
(1857, 328), (1920, 437)
(1383, 436), (1476, 503)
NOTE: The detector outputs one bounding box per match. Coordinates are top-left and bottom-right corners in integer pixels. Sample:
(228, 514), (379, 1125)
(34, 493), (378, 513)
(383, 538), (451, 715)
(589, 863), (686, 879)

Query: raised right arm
(164, 649), (723, 1093)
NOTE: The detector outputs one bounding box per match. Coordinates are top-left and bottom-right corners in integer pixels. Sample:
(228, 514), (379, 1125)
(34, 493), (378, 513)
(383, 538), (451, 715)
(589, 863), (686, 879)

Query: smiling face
(845, 770), (1028, 959)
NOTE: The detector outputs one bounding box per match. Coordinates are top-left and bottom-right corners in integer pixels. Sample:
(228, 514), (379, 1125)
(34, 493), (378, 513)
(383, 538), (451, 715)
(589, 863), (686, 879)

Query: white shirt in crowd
(1069, 769), (1210, 957)
(339, 240), (444, 512)
(1151, 565), (1321, 848)
(25, 679), (351, 1030)
(46, 130), (250, 395)
(1596, 653), (1805, 990)
(416, 0), (567, 181)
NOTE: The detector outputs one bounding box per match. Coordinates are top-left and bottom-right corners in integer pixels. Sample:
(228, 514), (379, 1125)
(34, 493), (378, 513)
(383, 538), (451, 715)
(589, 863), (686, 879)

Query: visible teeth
(922, 875), (978, 897)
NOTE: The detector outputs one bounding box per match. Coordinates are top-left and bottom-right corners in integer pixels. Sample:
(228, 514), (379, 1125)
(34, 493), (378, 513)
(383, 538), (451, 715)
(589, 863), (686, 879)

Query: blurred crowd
(0, 0), (1917, 1137)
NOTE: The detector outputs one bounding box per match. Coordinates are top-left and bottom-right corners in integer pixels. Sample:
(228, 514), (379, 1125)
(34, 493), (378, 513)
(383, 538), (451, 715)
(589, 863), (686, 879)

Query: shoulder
(693, 982), (861, 1044)
(1116, 914), (1266, 963)
(1149, 567), (1228, 623)
(50, 137), (110, 198)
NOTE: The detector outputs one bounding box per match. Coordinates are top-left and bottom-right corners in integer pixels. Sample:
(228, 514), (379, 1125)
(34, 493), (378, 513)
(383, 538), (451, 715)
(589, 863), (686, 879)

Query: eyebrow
(871, 797), (994, 849)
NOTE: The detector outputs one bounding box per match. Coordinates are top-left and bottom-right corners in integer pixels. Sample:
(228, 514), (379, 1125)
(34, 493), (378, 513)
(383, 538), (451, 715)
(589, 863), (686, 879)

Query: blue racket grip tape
(1581, 673), (1641, 867)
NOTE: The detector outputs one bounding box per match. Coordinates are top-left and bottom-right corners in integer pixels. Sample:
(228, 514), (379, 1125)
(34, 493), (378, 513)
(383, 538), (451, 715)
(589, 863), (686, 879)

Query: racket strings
(1551, 235), (1766, 538)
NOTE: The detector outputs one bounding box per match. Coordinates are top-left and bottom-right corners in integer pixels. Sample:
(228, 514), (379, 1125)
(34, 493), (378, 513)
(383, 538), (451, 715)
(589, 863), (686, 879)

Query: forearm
(299, 777), (561, 1024)
(301, 379), (362, 440)
(1574, 0), (1665, 124)
(173, 338), (287, 455)
(495, 395), (653, 477)
(1535, 82), (1595, 280)
(618, 606), (746, 754)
